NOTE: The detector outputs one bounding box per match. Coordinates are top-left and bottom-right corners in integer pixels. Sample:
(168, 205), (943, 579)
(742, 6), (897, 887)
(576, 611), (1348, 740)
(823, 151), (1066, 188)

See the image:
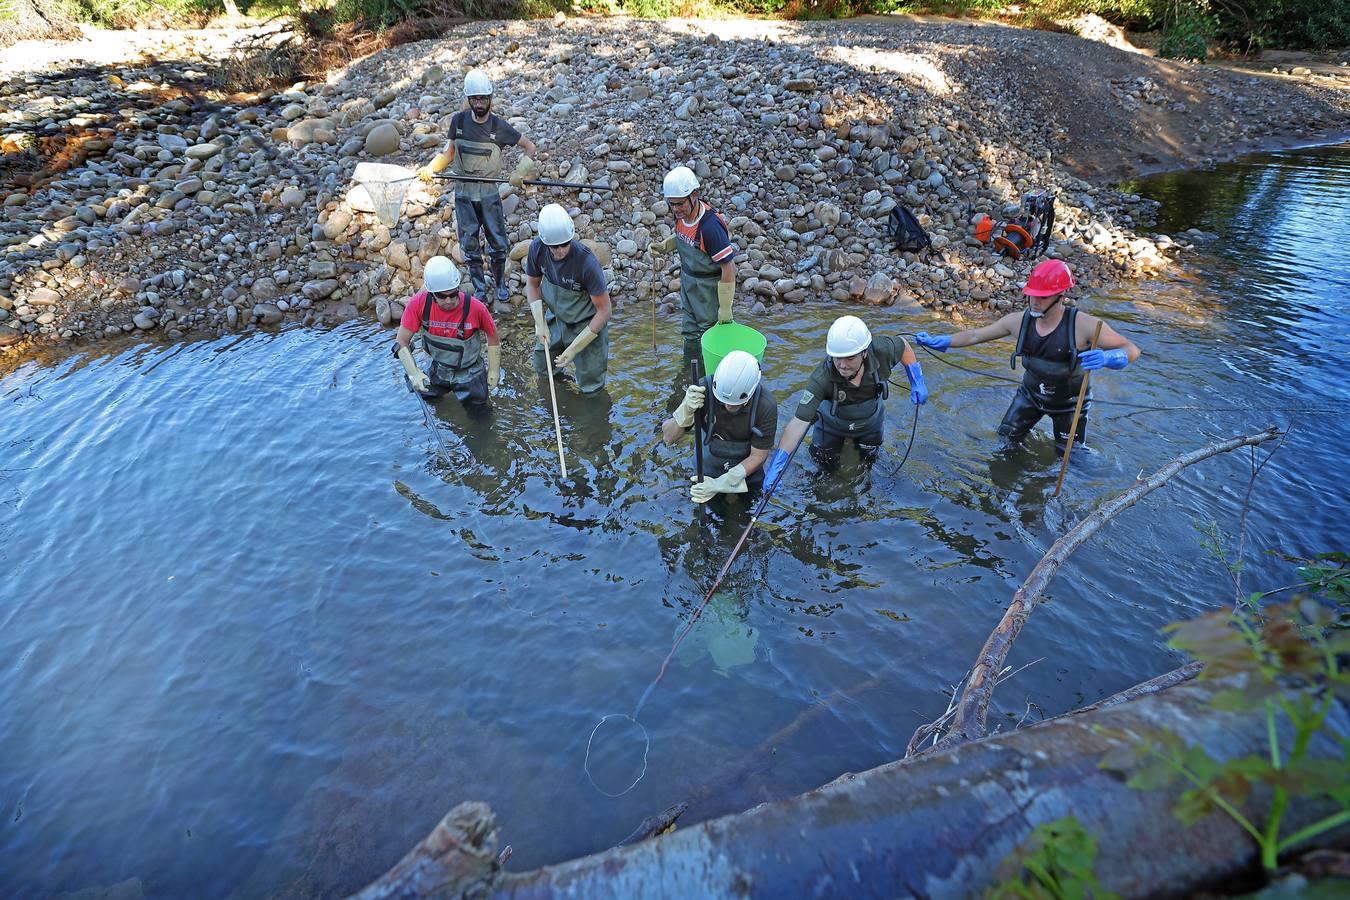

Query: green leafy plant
(1099, 595), (1350, 872)
(988, 815), (1119, 900)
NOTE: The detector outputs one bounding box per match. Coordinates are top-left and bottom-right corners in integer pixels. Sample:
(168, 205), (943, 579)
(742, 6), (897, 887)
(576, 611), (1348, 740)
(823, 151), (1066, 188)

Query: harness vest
(1010, 306), (1083, 408)
(417, 291), (482, 379)
(816, 355), (889, 437)
(450, 111), (504, 203)
(699, 375), (765, 471)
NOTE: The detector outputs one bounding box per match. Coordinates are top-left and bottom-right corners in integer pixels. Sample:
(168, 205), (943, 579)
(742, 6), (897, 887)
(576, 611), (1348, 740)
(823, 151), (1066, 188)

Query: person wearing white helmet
(763, 316), (927, 484)
(392, 255), (502, 410)
(648, 164), (738, 363)
(524, 203), (612, 394)
(662, 350), (778, 503)
(418, 68), (538, 309)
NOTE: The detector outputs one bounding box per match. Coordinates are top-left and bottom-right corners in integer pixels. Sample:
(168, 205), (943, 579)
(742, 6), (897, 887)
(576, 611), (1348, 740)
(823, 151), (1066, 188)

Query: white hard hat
(464, 69), (493, 98)
(423, 256), (461, 294)
(826, 315), (872, 358)
(712, 350), (761, 405)
(662, 165), (699, 199)
(538, 203), (575, 246)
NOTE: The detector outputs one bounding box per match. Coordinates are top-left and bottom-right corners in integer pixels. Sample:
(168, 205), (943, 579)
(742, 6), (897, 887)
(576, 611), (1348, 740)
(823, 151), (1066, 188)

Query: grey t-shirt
(524, 240), (607, 297)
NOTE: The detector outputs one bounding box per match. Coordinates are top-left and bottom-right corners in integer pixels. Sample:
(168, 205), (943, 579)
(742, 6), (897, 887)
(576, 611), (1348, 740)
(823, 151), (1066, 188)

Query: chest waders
(420, 293), (482, 384)
(816, 358), (889, 437)
(1011, 306), (1083, 410)
(538, 271), (609, 394)
(452, 123), (508, 295)
(676, 221), (723, 342)
(451, 131), (502, 203)
(698, 376), (765, 483)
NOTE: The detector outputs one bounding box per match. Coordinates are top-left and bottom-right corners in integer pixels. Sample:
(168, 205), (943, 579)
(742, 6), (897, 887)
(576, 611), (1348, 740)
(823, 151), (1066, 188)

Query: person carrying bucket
(418, 69), (538, 310)
(764, 316), (927, 483)
(525, 204), (612, 395)
(662, 350), (779, 503)
(912, 259), (1140, 452)
(647, 165), (737, 364)
(393, 256), (501, 412)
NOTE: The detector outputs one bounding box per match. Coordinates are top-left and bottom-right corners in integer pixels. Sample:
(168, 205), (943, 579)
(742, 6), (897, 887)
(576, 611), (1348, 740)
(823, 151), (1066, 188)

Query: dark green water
(2, 142), (1347, 898)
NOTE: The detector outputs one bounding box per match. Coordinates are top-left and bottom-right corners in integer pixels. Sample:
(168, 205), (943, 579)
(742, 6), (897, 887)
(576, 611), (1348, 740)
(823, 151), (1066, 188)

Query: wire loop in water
(584, 713), (651, 798)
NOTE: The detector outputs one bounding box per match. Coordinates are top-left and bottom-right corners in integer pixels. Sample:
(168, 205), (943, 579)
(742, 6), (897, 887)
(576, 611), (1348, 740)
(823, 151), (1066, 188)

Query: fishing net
(352, 162), (413, 227)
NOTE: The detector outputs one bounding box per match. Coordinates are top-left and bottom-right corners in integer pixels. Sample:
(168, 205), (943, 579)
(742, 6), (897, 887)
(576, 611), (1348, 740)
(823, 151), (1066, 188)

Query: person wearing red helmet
(913, 259), (1140, 453)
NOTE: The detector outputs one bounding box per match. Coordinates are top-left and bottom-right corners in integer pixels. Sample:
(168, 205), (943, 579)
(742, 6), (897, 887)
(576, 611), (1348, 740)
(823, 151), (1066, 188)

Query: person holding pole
(418, 69), (538, 309)
(662, 350), (778, 504)
(647, 165), (737, 364)
(911, 259), (1140, 453)
(393, 256), (501, 413)
(763, 316), (926, 486)
(525, 204), (612, 395)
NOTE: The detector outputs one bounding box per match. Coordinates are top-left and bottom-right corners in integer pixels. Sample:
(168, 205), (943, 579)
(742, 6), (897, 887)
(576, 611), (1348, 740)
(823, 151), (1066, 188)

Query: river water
(3, 143), (1348, 898)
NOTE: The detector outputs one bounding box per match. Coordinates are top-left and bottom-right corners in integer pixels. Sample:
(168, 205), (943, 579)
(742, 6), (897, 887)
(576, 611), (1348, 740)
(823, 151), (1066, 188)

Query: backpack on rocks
(886, 205), (932, 254)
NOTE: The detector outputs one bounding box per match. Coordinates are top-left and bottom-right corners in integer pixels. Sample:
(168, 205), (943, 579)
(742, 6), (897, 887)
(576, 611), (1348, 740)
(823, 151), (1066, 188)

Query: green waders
(677, 237), (722, 365)
(533, 274), (608, 394)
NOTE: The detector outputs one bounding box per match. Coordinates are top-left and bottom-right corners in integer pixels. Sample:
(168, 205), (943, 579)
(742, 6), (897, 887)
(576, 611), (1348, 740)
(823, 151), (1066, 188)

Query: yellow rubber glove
(717, 280), (734, 324)
(672, 383), (705, 429)
(487, 344), (501, 390)
(690, 464), (748, 504)
(555, 327), (597, 369)
(508, 156), (536, 188)
(397, 344), (429, 392)
(647, 234), (676, 257)
(529, 299), (550, 345)
(418, 153), (450, 183)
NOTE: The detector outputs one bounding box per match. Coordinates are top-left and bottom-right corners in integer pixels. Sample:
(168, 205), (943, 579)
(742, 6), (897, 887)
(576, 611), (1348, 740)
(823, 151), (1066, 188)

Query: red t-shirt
(400, 290), (497, 340)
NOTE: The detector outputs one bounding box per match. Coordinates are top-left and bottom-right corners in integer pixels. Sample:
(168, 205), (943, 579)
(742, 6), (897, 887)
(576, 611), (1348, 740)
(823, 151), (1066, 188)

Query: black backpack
(887, 205), (932, 253)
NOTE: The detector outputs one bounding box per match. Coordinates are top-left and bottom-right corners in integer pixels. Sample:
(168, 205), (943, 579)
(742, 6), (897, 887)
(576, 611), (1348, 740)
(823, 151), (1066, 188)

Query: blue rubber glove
(913, 331), (951, 352)
(762, 448), (790, 492)
(1078, 348), (1129, 371)
(904, 362), (928, 406)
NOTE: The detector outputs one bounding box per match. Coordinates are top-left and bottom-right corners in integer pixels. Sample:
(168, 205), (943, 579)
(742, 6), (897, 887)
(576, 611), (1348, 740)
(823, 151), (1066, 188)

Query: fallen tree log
(352, 671), (1350, 898)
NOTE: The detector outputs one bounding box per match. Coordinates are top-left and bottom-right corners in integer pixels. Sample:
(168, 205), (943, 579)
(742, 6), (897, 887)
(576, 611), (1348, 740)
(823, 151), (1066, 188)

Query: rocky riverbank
(2, 14), (1348, 357)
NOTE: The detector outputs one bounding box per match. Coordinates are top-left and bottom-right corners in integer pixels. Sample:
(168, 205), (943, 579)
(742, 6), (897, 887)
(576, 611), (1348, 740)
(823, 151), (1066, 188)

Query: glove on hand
(672, 384), (706, 429)
(1078, 348), (1129, 371)
(555, 328), (597, 369)
(508, 156), (536, 188)
(913, 332), (951, 352)
(690, 464), (748, 504)
(487, 345), (502, 390)
(762, 447), (790, 493)
(396, 344), (429, 392)
(529, 300), (550, 345)
(904, 361), (928, 406)
(716, 281), (734, 324)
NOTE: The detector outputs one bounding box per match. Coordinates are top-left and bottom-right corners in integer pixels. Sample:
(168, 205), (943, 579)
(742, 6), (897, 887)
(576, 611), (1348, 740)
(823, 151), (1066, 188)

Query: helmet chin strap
(1028, 295), (1061, 319)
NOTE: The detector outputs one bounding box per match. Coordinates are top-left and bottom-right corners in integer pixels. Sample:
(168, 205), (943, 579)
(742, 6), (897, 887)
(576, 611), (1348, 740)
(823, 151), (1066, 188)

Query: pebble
(1, 18), (1345, 355)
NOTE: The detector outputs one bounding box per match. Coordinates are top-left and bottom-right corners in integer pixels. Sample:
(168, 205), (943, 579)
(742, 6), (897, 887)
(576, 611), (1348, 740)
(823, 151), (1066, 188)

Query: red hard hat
(1023, 259), (1074, 297)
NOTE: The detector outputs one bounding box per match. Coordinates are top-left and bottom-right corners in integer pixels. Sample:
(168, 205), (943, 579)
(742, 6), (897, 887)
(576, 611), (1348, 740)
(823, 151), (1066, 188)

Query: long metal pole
(434, 173), (613, 192)
(1054, 319), (1103, 497)
(542, 340), (568, 479)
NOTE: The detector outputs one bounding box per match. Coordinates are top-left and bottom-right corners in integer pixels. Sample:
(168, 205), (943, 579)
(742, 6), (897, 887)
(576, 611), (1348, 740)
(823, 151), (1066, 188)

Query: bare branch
(923, 426), (1282, 754)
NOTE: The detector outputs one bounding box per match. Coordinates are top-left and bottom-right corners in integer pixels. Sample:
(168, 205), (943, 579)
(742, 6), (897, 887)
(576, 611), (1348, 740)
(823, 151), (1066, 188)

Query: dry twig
(913, 426), (1283, 755)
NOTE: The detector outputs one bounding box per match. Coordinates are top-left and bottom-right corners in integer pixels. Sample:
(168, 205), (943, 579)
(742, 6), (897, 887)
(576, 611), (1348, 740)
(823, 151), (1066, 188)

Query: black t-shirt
(446, 111), (521, 151)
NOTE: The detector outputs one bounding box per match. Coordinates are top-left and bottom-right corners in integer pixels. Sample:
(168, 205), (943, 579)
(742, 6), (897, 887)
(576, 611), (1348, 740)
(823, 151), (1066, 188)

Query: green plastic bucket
(700, 322), (766, 377)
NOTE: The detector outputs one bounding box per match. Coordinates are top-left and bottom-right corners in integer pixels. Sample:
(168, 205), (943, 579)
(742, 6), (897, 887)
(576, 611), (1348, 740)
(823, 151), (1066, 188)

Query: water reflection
(3, 145), (1350, 897)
